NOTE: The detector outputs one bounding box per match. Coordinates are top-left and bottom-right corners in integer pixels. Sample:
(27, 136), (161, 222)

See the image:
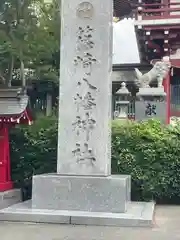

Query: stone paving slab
(0, 200), (154, 227)
(0, 206), (180, 240)
(0, 189), (21, 210)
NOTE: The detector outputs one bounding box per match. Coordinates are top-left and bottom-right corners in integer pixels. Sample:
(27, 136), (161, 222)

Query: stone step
(0, 189), (21, 210)
(0, 200), (155, 227)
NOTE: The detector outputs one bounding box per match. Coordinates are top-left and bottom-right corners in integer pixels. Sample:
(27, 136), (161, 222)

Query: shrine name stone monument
(32, 0), (129, 213)
(0, 0), (154, 227)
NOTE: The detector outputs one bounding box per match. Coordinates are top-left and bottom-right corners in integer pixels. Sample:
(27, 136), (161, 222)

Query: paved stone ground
(0, 205), (180, 240)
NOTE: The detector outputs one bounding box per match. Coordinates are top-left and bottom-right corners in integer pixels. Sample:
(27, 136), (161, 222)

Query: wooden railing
(137, 2), (180, 20)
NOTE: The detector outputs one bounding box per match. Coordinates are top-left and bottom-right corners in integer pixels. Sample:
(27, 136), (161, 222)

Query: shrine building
(112, 0), (180, 122)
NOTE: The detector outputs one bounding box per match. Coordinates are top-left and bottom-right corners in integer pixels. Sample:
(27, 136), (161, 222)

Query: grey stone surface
(0, 200), (154, 227)
(135, 101), (166, 122)
(2, 205), (180, 240)
(0, 201), (70, 224)
(135, 61), (170, 89)
(137, 87), (166, 97)
(125, 174), (131, 202)
(32, 174), (130, 213)
(0, 189), (21, 210)
(57, 0), (113, 176)
(135, 87), (166, 122)
(70, 202), (154, 227)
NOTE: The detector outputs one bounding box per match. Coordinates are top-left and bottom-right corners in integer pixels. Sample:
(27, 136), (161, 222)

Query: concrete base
(0, 189), (21, 209)
(32, 174), (131, 213)
(0, 200), (155, 227)
(0, 175), (155, 227)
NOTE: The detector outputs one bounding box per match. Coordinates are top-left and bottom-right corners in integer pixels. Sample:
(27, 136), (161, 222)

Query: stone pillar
(46, 93), (52, 117)
(57, 0), (113, 176)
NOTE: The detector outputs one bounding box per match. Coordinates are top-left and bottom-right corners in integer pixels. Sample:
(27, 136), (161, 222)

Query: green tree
(0, 0), (60, 87)
(28, 0), (60, 83)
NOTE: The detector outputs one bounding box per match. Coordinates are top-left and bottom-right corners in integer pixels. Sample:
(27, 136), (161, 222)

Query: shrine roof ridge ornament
(113, 0), (132, 18)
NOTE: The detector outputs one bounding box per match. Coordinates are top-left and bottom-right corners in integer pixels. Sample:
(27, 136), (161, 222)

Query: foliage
(10, 118), (180, 203)
(10, 115), (58, 184)
(112, 119), (180, 202)
(27, 0), (60, 83)
(0, 0), (60, 86)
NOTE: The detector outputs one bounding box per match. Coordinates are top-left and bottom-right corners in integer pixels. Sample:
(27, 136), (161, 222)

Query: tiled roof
(114, 0), (132, 18)
(0, 88), (28, 117)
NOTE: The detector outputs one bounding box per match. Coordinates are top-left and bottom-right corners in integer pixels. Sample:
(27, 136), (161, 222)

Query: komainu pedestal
(136, 87), (166, 123)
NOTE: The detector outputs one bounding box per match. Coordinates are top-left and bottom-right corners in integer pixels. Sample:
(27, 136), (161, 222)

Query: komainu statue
(135, 60), (171, 88)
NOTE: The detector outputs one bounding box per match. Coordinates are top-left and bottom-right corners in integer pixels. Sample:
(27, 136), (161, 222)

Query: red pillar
(0, 126), (13, 191)
(163, 0), (170, 17)
(163, 72), (171, 124)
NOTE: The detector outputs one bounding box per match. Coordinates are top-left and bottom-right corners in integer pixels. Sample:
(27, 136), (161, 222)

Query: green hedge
(10, 117), (180, 203)
(10, 116), (58, 183)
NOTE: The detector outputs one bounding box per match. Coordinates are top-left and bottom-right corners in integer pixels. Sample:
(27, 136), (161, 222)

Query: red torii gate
(0, 88), (32, 192)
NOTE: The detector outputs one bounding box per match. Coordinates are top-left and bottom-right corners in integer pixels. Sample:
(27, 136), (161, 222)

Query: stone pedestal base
(32, 174), (131, 213)
(0, 174), (155, 227)
(0, 189), (21, 209)
(0, 200), (155, 227)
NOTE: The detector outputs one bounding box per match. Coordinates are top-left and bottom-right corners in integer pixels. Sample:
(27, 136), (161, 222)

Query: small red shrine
(0, 88), (32, 192)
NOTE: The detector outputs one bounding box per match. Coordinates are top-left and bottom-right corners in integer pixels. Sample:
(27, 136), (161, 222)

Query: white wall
(113, 19), (140, 65)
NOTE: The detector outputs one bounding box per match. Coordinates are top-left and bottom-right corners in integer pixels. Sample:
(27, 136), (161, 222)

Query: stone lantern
(114, 82), (130, 119)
